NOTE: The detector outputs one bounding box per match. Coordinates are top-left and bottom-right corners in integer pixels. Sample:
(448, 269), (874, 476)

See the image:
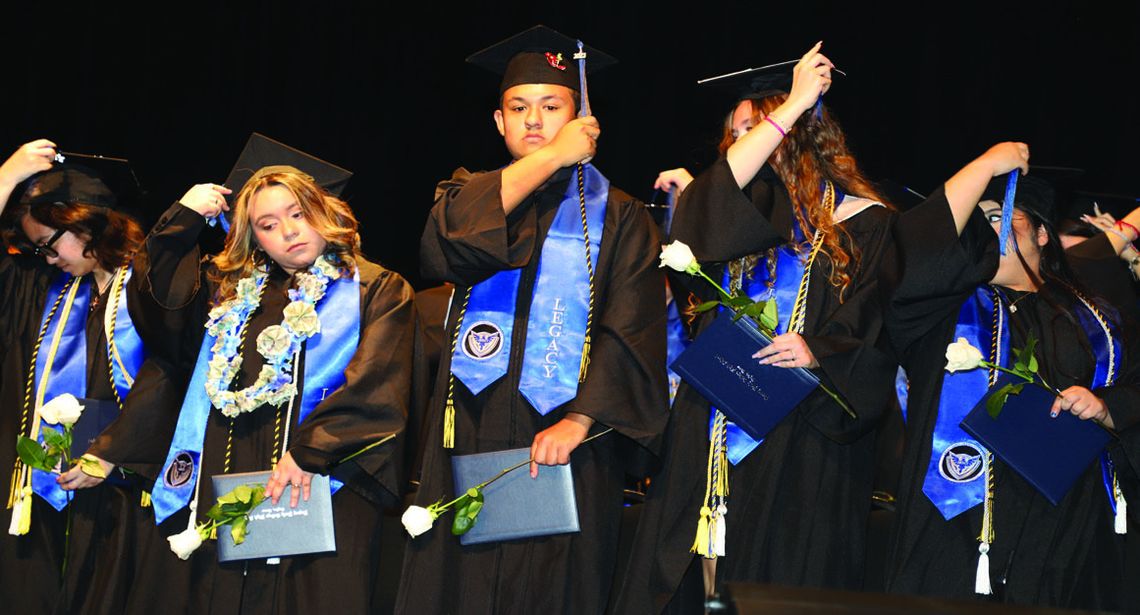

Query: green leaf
(693, 300), (720, 313)
(1026, 353), (1038, 375)
(78, 456), (107, 478)
(760, 300), (778, 331)
(204, 503), (225, 521)
(42, 430), (68, 451)
(986, 384), (1013, 419)
(724, 295), (753, 309)
(465, 499), (484, 519)
(230, 516), (249, 545)
(16, 436), (48, 470)
(451, 512), (474, 535)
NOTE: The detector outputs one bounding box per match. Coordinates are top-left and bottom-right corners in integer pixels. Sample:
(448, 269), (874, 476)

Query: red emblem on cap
(544, 52), (567, 71)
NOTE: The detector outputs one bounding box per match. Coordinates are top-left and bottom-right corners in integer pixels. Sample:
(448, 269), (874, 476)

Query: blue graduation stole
(923, 287), (1121, 520)
(31, 269), (144, 510)
(151, 269), (361, 524)
(665, 297), (688, 407)
(712, 242), (810, 465)
(450, 164), (608, 416)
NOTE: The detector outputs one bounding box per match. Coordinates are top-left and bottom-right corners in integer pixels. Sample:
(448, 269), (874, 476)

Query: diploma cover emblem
(164, 452), (195, 488)
(938, 443), (984, 483)
(462, 322), (504, 360)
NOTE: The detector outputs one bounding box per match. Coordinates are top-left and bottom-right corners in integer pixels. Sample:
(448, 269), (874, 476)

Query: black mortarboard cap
(20, 153), (144, 216)
(466, 25), (617, 96)
(698, 59), (847, 100)
(223, 133), (352, 200)
(982, 172), (1057, 225)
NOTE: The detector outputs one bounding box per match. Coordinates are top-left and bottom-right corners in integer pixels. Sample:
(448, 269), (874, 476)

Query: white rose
(401, 505), (438, 538)
(167, 527), (204, 560)
(283, 302), (320, 337)
(659, 241), (700, 274)
(39, 394), (85, 427)
(945, 337), (985, 373)
(256, 325), (292, 358)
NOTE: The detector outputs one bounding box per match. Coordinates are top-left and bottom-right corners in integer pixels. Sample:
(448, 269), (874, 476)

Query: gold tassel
(140, 491), (152, 508)
(578, 336), (592, 383)
(690, 505), (712, 557)
(442, 398), (455, 449)
(8, 487), (32, 536)
(7, 467), (20, 509)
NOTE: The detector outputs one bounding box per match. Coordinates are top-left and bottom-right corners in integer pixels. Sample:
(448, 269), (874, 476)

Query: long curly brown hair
(718, 94), (891, 299)
(209, 170), (362, 302)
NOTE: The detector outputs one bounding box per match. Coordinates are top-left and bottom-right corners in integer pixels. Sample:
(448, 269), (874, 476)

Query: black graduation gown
(125, 203), (414, 615)
(616, 159), (898, 613)
(396, 166), (669, 615)
(884, 189), (1140, 610)
(0, 249), (155, 615)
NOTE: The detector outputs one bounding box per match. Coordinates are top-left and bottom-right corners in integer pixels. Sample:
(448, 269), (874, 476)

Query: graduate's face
(494, 84), (577, 160)
(981, 200), (1047, 289)
(19, 214), (97, 277)
(248, 185), (328, 275)
(730, 99), (756, 141)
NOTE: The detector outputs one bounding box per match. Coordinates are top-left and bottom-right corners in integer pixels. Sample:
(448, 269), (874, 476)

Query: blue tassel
(997, 170), (1019, 256)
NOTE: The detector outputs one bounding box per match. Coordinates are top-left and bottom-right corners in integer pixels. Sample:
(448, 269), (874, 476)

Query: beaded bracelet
(764, 115), (788, 137)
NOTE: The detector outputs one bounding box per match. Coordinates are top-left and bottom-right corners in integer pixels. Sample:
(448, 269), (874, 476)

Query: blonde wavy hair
(209, 167), (361, 302)
(718, 94), (892, 300)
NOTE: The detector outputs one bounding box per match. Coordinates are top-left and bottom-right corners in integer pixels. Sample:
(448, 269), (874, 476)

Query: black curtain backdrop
(3, 1), (1136, 288)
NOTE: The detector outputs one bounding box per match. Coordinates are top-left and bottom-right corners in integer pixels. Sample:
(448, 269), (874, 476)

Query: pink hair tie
(764, 115), (787, 137)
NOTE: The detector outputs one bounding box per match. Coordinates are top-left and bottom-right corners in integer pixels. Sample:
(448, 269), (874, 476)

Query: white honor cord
(267, 351), (301, 567)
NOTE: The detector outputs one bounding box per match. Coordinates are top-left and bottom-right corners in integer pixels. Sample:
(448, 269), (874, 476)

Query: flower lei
(203, 255), (339, 418)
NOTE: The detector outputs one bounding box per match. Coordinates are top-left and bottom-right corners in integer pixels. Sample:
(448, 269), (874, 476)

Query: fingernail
(1050, 409), (1059, 418)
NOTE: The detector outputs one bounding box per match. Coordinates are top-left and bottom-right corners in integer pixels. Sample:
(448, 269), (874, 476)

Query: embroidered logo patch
(544, 52), (566, 71)
(164, 452), (195, 488)
(938, 442), (985, 483)
(462, 321), (504, 360)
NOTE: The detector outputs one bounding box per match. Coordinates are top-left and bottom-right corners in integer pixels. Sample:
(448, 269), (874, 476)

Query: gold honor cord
(104, 266), (132, 411)
(441, 165), (597, 448)
(9, 278), (75, 509)
(975, 291), (1005, 594)
(691, 182), (835, 559)
(576, 162), (596, 383)
(442, 287), (473, 449)
(8, 277), (81, 535)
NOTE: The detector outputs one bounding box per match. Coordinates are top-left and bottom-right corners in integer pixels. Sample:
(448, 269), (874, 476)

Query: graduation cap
(982, 172), (1057, 226)
(466, 24), (617, 106)
(223, 133), (352, 199)
(697, 59), (848, 100)
(20, 152), (144, 214)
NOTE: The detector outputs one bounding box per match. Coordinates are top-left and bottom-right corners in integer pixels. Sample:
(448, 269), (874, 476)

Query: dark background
(3, 1), (1136, 288)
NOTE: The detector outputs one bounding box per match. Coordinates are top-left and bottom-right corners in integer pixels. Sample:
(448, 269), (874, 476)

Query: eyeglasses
(32, 229), (66, 258)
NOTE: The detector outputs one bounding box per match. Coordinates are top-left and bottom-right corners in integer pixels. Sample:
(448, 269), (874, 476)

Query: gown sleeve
(287, 263), (416, 505)
(420, 167), (540, 286)
(668, 158), (789, 262)
(888, 185), (1000, 361)
(799, 207), (899, 442)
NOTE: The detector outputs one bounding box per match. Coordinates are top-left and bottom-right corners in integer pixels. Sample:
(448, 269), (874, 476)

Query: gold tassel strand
(9, 278), (73, 509)
(443, 287), (472, 449)
(576, 163), (597, 383)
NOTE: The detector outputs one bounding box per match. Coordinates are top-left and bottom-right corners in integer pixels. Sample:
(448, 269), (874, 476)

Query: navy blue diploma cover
(671, 311), (820, 441)
(451, 447), (580, 546)
(69, 398), (131, 488)
(211, 471), (336, 562)
(960, 374), (1111, 505)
